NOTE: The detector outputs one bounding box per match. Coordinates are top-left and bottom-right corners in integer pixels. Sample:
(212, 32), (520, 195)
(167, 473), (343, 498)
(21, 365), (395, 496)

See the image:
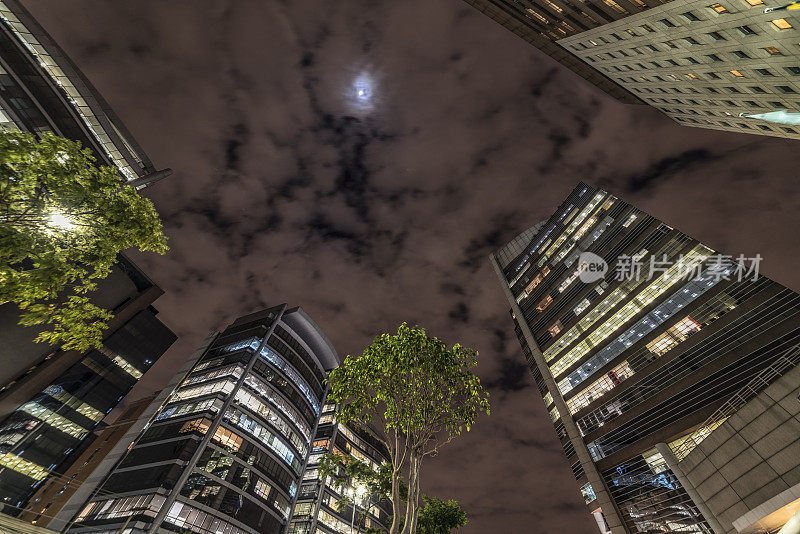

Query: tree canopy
(0, 130), (168, 351)
(326, 323), (490, 534)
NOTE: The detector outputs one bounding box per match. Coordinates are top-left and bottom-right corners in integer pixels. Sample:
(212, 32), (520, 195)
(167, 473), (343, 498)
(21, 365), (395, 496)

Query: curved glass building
(68, 304), (337, 534)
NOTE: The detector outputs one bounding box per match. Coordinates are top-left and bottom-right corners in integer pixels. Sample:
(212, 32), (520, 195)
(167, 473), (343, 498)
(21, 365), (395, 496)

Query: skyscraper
(288, 405), (391, 534)
(0, 0), (170, 187)
(68, 305), (338, 534)
(490, 182), (800, 533)
(0, 1), (177, 521)
(0, 256), (177, 519)
(464, 0), (800, 140)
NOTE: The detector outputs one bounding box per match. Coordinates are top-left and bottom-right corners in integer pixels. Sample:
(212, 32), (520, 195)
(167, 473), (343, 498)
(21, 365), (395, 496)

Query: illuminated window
(537, 295), (553, 312)
(641, 24), (655, 32)
(544, 0), (564, 12)
(603, 0), (629, 13)
(254, 479), (271, 499)
(745, 0), (764, 5)
(548, 406), (560, 422)
(709, 3), (729, 12)
(211, 424), (243, 451)
(626, 28), (637, 36)
(763, 46), (783, 55)
(526, 8), (548, 24)
(312, 439), (330, 452)
(0, 452), (48, 481)
(548, 321), (563, 338)
(180, 417), (212, 435)
(771, 18), (793, 30)
(19, 402), (88, 438)
(686, 73), (699, 79)
(730, 70), (745, 77)
(574, 298), (592, 316)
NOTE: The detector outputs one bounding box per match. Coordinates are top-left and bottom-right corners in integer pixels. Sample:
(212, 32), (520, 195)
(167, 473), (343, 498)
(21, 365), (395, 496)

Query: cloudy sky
(24, 1), (800, 532)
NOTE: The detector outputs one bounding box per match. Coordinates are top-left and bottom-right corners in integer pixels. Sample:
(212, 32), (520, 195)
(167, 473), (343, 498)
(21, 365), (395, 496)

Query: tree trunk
(389, 462), (402, 534)
(408, 453), (422, 534)
(401, 452), (421, 534)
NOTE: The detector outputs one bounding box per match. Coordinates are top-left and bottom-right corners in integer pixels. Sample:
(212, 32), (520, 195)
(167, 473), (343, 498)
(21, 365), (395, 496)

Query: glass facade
(68, 305), (338, 534)
(287, 404), (391, 534)
(0, 309), (177, 516)
(0, 0), (160, 182)
(491, 182), (800, 533)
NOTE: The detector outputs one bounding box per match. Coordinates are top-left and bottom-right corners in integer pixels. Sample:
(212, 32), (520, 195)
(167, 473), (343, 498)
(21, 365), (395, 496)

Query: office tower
(18, 395), (159, 528)
(463, 0), (800, 140)
(0, 256), (177, 519)
(490, 182), (800, 533)
(68, 305), (338, 534)
(22, 335), (214, 532)
(288, 404), (391, 534)
(0, 0), (170, 187)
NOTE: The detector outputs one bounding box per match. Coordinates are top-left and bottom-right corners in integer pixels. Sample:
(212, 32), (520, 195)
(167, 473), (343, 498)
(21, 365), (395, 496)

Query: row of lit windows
(550, 244), (710, 379)
(42, 385), (105, 422)
(76, 493), (165, 522)
(19, 400), (89, 439)
(234, 388), (307, 455)
(0, 4), (142, 180)
(225, 408), (297, 469)
(571, 4), (793, 52)
(156, 397), (223, 422)
(183, 364), (243, 387)
(172, 378), (236, 402)
(221, 337), (321, 414)
(243, 373), (311, 440)
(558, 253), (726, 396)
(163, 500), (251, 534)
(0, 451), (48, 481)
(566, 360), (634, 414)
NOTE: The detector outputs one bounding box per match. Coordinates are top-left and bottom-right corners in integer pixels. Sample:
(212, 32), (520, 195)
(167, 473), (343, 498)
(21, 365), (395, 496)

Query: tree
(0, 130), (168, 351)
(326, 323), (490, 534)
(319, 453), (467, 534)
(417, 497), (467, 534)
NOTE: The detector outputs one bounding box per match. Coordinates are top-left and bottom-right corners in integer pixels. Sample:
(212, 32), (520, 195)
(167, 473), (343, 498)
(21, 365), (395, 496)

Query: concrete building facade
(464, 0), (800, 139)
(490, 181), (800, 533)
(674, 350), (800, 533)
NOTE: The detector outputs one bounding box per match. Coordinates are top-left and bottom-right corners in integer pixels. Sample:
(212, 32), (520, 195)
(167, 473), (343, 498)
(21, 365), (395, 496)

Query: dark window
(684, 36), (700, 45)
(749, 86), (767, 93)
(736, 25), (757, 35)
(706, 54), (722, 61)
(784, 67), (800, 75)
(659, 18), (676, 27)
(776, 85), (797, 93)
(707, 31), (726, 40)
(755, 68), (774, 76)
(685, 57), (700, 64)
(732, 50), (751, 58)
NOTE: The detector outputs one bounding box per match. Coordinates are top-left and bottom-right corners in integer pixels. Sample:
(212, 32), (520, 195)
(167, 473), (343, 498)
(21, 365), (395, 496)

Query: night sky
(23, 1), (800, 532)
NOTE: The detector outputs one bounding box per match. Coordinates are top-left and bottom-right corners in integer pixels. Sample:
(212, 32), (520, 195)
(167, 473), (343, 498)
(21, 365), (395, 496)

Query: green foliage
(417, 497), (467, 534)
(327, 323), (491, 453)
(0, 130), (168, 351)
(326, 323), (490, 534)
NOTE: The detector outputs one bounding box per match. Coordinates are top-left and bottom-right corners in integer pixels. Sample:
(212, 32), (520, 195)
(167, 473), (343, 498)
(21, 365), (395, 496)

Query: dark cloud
(25, 1), (800, 532)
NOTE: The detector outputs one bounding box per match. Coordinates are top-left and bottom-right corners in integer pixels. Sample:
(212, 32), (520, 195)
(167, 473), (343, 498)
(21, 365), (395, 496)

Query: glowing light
(48, 212), (75, 231)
